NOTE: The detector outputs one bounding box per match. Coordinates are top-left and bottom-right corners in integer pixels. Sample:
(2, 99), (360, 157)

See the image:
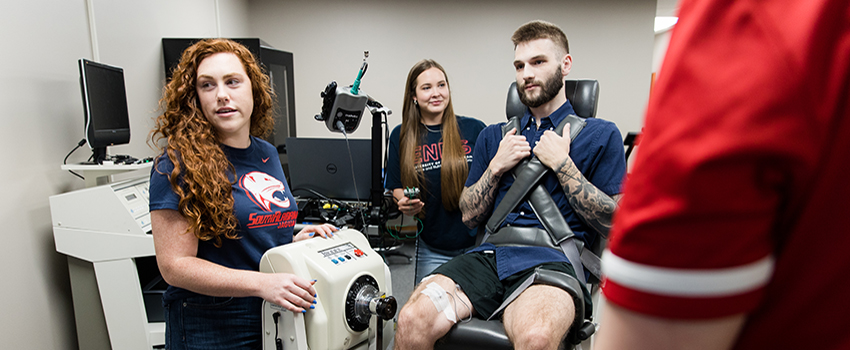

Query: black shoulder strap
(487, 115), (586, 233)
(501, 115), (586, 141)
(487, 115), (602, 283)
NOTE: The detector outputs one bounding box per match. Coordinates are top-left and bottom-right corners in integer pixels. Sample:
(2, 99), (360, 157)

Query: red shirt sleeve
(603, 0), (821, 319)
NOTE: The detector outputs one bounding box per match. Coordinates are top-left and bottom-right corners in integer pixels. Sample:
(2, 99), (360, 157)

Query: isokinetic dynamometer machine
(260, 229), (397, 350)
(261, 52), (396, 350)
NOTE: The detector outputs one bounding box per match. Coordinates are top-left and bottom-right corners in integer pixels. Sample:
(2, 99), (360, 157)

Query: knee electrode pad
(420, 282), (457, 324)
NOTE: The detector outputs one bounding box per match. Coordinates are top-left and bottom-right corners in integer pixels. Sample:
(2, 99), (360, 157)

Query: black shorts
(431, 251), (592, 320)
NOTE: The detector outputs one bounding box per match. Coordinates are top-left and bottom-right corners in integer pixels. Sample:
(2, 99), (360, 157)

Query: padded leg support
(435, 318), (512, 350)
(533, 268), (585, 336)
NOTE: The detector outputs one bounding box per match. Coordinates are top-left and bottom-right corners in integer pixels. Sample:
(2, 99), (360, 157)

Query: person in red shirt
(596, 0), (850, 349)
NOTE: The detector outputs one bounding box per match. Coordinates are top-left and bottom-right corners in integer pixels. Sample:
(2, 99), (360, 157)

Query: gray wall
(248, 0), (655, 139)
(0, 0), (653, 348)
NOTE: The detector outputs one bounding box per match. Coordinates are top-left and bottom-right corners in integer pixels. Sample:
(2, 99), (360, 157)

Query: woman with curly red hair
(148, 38), (336, 349)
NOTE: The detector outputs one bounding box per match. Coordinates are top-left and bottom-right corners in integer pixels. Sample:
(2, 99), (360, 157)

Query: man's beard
(517, 67), (564, 108)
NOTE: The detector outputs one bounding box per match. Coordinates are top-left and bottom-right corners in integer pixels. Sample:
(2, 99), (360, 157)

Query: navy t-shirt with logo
(385, 116), (486, 251)
(149, 136), (297, 302)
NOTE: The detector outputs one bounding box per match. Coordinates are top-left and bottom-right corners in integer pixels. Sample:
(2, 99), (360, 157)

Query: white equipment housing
(260, 229), (395, 350)
(49, 176), (162, 350)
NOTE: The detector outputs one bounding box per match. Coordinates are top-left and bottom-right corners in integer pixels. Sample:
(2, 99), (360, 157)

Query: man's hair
(511, 20), (569, 55)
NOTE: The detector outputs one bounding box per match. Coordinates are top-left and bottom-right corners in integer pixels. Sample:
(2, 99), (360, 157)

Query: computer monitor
(78, 58), (131, 164)
(286, 137), (372, 201)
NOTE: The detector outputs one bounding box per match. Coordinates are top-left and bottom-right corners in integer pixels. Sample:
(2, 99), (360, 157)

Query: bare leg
(395, 275), (474, 350)
(503, 285), (574, 350)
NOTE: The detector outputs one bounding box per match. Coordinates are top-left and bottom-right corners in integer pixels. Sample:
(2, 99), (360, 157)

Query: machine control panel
(50, 176), (153, 236)
(319, 243), (367, 265)
(114, 181), (152, 233)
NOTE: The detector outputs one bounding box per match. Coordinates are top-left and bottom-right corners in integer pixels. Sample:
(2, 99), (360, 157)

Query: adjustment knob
(374, 296), (397, 321)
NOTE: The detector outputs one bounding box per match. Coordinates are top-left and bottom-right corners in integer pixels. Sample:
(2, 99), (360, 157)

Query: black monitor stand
(91, 147), (107, 164)
(368, 102), (386, 217)
(366, 102), (411, 264)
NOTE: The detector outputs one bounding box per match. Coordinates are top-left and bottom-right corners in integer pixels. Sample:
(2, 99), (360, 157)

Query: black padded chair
(435, 79), (602, 350)
(506, 79), (599, 120)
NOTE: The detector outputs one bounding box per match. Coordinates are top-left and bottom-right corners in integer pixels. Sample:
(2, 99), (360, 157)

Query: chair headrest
(506, 79), (600, 119)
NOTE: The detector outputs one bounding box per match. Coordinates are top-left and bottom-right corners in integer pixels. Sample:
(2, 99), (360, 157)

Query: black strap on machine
(483, 114), (602, 284)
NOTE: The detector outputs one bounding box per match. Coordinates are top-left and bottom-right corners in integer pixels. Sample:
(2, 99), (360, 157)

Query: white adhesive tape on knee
(420, 282), (457, 324)
(420, 274), (436, 284)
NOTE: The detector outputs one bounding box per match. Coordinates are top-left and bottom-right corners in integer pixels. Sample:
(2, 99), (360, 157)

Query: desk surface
(62, 162), (153, 187)
(62, 162), (153, 171)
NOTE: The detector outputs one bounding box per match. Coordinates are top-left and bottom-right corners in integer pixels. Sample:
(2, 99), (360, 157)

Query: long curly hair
(400, 59), (467, 212)
(149, 38), (275, 247)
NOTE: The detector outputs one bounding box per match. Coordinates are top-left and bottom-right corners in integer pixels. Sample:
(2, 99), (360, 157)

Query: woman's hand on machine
(294, 223), (339, 242)
(260, 273), (318, 313)
(397, 196), (424, 217)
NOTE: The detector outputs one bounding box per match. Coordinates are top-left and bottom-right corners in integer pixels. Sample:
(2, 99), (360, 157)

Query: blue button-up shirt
(465, 101), (625, 279)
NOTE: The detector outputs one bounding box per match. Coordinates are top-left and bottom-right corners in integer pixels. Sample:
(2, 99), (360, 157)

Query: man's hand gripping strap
(484, 115), (602, 283)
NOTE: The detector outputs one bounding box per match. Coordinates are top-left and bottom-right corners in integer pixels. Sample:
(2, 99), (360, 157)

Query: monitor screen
(79, 58), (131, 163)
(286, 137), (372, 201)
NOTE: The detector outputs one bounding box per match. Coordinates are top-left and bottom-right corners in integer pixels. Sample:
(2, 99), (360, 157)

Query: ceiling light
(655, 16), (678, 33)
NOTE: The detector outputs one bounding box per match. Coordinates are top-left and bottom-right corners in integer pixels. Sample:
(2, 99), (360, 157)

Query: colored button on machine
(354, 249), (364, 257)
(332, 259), (339, 264)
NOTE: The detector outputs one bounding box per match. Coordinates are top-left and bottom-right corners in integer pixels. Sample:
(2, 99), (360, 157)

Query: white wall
(1, 5), (90, 349)
(0, 0), (249, 348)
(653, 29), (674, 75)
(0, 0), (654, 348)
(247, 0), (656, 140)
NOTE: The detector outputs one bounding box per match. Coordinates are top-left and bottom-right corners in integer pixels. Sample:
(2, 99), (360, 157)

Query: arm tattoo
(557, 159), (619, 237)
(459, 168), (501, 228)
